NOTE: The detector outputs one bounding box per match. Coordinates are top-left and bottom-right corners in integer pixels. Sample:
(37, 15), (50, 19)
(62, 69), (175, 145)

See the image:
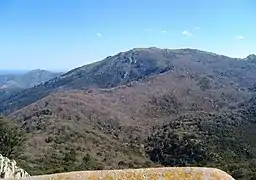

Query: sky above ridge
(0, 0), (255, 70)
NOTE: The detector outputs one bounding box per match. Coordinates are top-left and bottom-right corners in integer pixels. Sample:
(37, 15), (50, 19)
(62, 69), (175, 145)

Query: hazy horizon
(0, 46), (255, 72)
(0, 69), (65, 74)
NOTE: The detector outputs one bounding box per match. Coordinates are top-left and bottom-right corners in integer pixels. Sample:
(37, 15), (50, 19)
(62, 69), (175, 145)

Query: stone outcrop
(7, 167), (234, 180)
(0, 154), (29, 179)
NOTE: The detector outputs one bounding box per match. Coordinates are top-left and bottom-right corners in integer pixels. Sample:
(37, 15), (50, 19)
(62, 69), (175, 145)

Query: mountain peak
(1, 47), (256, 114)
(245, 54), (256, 61)
(26, 69), (49, 73)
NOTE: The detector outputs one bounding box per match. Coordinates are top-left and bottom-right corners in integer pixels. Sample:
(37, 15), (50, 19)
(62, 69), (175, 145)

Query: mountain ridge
(3, 47), (256, 179)
(0, 69), (62, 101)
(1, 47), (256, 114)
(0, 69), (62, 89)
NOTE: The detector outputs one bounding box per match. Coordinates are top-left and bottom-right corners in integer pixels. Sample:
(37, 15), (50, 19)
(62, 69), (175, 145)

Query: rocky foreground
(0, 153), (235, 179)
(0, 154), (29, 179)
(6, 167), (234, 180)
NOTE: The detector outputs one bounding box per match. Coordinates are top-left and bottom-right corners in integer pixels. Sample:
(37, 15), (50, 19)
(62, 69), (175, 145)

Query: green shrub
(0, 116), (27, 159)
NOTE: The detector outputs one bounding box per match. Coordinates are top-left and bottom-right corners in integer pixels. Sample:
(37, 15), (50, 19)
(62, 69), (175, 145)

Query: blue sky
(0, 0), (255, 70)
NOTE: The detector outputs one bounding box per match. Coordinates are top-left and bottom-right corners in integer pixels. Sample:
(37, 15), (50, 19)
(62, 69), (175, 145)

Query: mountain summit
(245, 54), (256, 62)
(1, 48), (256, 114)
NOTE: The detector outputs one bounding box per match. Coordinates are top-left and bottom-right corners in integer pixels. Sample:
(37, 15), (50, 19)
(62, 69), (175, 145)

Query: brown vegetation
(2, 48), (256, 179)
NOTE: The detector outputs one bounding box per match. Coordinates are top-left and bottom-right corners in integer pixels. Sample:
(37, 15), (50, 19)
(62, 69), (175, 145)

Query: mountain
(1, 48), (256, 114)
(9, 70), (256, 179)
(3, 48), (256, 179)
(245, 54), (256, 62)
(0, 69), (62, 89)
(0, 70), (62, 100)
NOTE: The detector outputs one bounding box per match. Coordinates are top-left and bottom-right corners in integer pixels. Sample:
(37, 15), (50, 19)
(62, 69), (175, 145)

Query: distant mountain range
(1, 48), (256, 179)
(0, 69), (62, 100)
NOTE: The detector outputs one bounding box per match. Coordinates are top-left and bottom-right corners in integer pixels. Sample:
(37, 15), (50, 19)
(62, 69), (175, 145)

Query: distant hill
(1, 48), (256, 114)
(0, 69), (62, 89)
(4, 48), (256, 179)
(0, 69), (62, 100)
